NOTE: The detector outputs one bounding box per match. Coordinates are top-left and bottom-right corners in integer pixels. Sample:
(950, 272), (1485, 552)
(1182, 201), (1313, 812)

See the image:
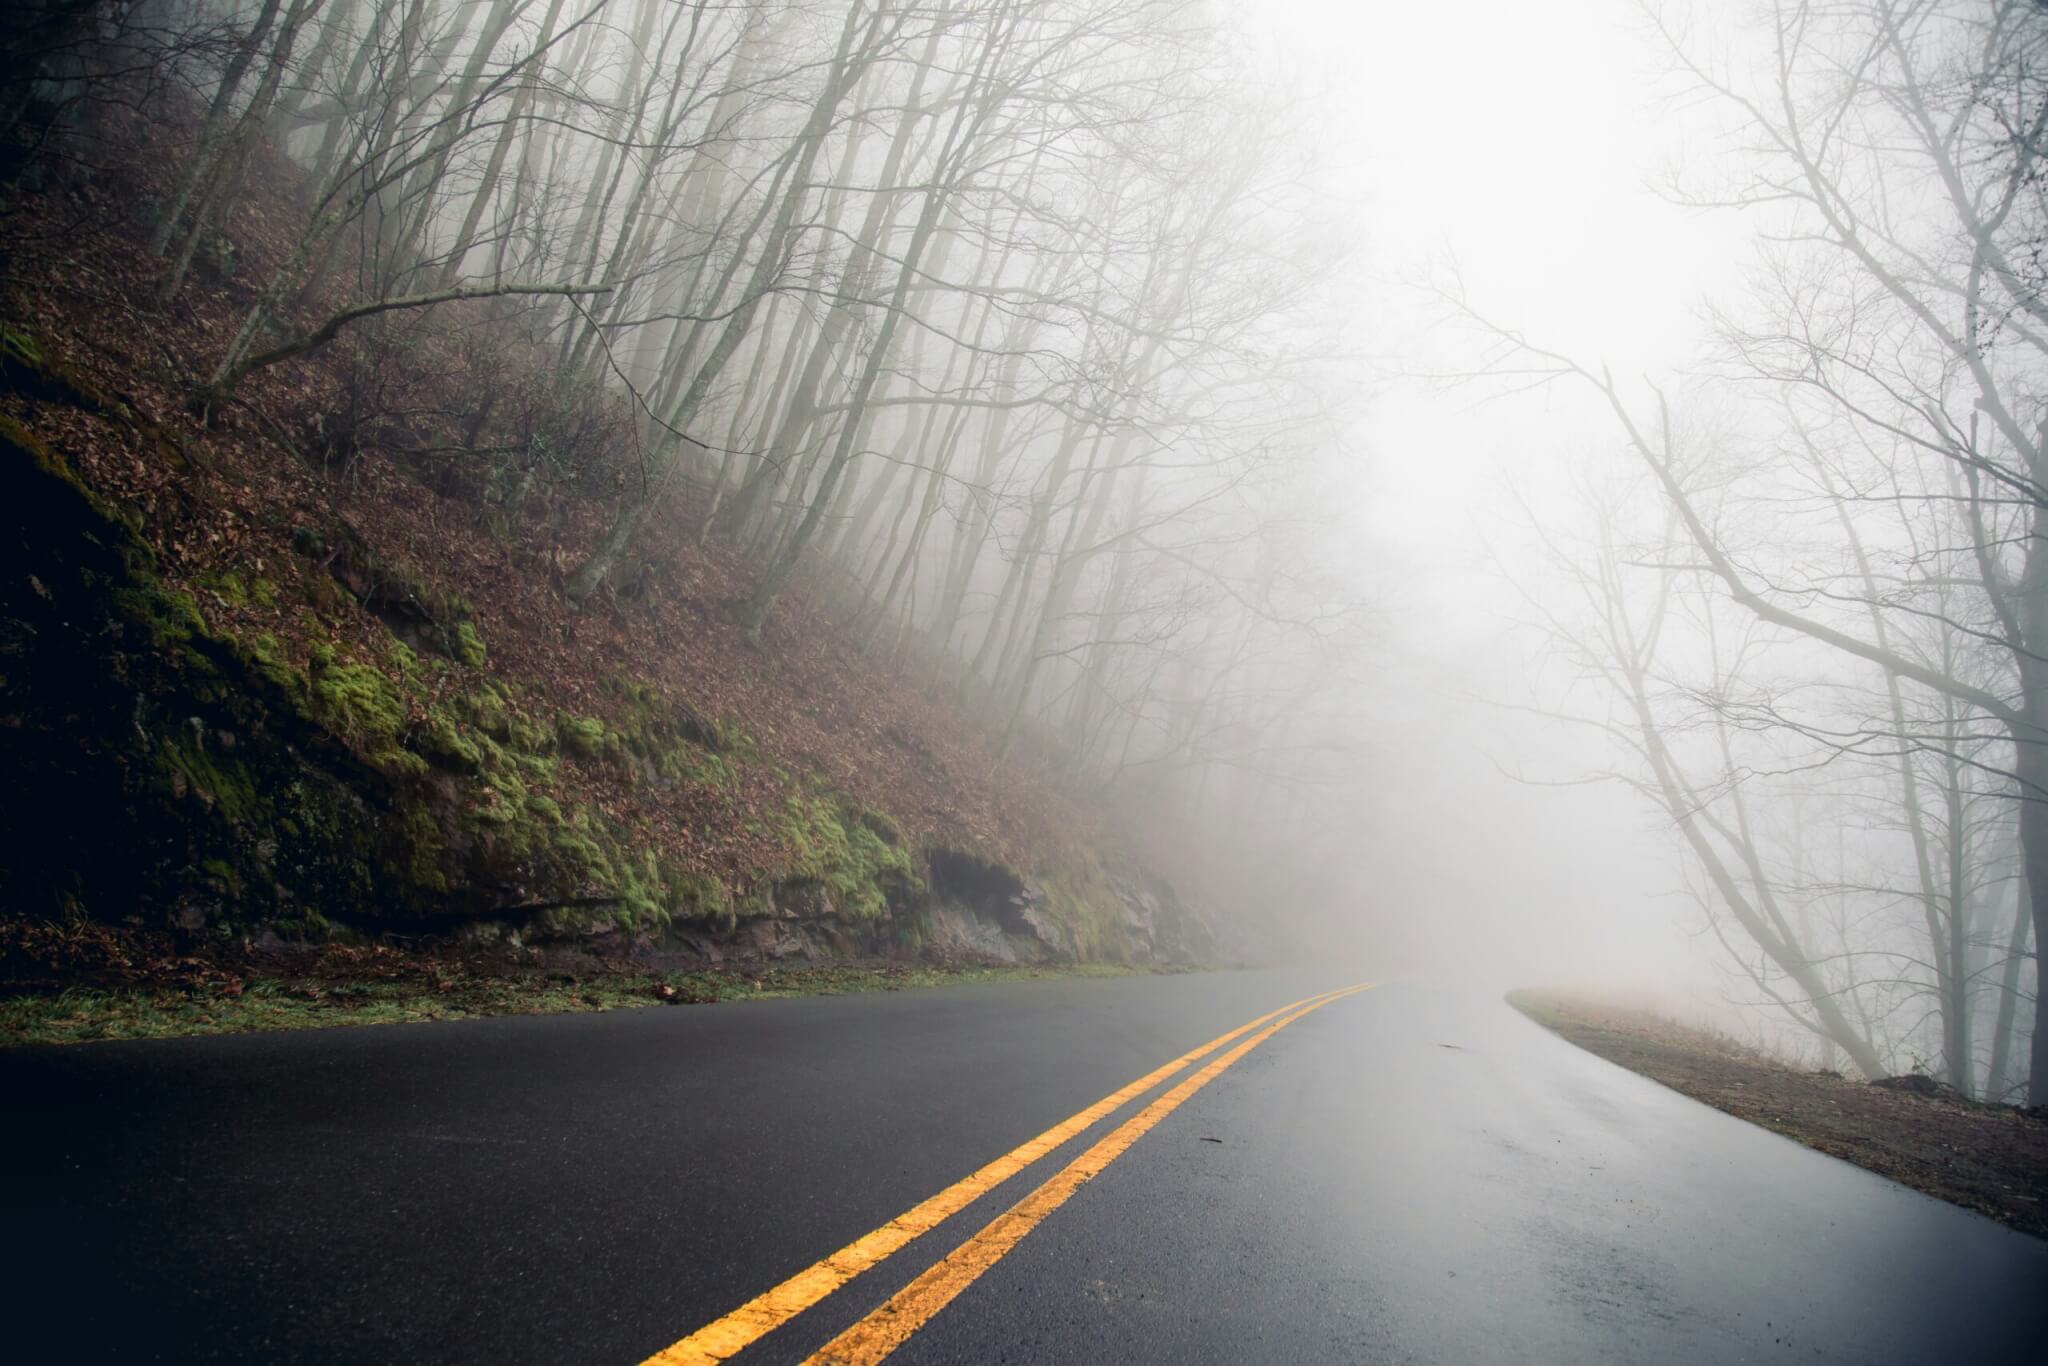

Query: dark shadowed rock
(927, 849), (1065, 961)
(745, 919), (821, 961)
(773, 879), (837, 921)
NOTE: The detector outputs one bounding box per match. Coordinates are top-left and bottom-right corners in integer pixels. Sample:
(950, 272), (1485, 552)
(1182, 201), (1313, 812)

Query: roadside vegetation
(0, 920), (1169, 1046)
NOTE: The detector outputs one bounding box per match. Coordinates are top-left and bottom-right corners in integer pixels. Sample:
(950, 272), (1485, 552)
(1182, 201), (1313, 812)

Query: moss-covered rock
(452, 620), (487, 668)
(555, 712), (612, 762)
(774, 794), (923, 921)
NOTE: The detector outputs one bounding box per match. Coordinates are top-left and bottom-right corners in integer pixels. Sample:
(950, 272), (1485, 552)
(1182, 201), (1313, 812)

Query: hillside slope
(0, 113), (1228, 995)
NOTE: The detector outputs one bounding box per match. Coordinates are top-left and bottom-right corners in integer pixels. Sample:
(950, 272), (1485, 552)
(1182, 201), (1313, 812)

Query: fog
(1240, 0), (2043, 1094)
(1227, 0), (1745, 997)
(34, 0), (2039, 1099)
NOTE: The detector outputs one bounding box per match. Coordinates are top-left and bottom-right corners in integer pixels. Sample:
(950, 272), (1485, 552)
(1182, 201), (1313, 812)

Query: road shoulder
(1508, 989), (2048, 1240)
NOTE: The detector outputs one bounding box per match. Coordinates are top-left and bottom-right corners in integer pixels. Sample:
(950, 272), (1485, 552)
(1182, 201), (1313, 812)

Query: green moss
(374, 556), (473, 627)
(416, 709), (482, 774)
(112, 582), (209, 657)
(307, 659), (425, 777)
(182, 568), (277, 617)
(156, 724), (262, 825)
(774, 794), (922, 921)
(241, 632), (302, 694)
(512, 750), (555, 783)
(714, 719), (760, 759)
(687, 751), (741, 789)
(453, 681), (525, 743)
(394, 801), (450, 894)
(198, 857), (243, 897)
(453, 620), (487, 668)
(508, 712), (554, 756)
(298, 566), (347, 616)
(556, 712), (613, 762)
(613, 850), (665, 929)
(1, 323), (43, 371)
(281, 662), (699, 932)
(673, 869), (733, 926)
(553, 677), (757, 800)
(551, 810), (615, 884)
(195, 570), (249, 608)
(464, 690), (511, 739)
(310, 660), (404, 743)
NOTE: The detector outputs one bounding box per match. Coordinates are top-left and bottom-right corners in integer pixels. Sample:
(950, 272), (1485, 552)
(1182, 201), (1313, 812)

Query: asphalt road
(5, 972), (2043, 1363)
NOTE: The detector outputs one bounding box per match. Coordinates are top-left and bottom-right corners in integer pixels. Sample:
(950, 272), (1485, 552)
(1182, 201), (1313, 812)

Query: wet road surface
(6, 973), (2042, 1363)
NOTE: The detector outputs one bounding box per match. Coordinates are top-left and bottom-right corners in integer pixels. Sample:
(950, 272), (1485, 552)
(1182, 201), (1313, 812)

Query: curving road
(5, 973), (2042, 1363)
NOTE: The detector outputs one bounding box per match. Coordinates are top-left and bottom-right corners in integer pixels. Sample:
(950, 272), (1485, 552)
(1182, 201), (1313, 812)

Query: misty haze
(1, 0), (2043, 1361)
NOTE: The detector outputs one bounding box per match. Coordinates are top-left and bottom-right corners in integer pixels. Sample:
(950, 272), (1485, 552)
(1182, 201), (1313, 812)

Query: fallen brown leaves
(1, 100), (1112, 905)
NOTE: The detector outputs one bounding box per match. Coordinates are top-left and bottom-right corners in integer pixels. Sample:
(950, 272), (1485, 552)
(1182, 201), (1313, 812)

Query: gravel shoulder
(1509, 990), (2048, 1240)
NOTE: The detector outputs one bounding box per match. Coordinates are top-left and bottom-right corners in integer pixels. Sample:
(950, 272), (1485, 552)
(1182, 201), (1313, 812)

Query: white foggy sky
(1238, 0), (1761, 996)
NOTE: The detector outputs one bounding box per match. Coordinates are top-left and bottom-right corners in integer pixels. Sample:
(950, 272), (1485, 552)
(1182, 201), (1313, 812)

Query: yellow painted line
(640, 985), (1359, 1366)
(803, 983), (1376, 1366)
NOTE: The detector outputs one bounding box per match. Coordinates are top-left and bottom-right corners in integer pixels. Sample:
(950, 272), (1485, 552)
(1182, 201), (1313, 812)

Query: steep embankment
(0, 127), (1221, 992)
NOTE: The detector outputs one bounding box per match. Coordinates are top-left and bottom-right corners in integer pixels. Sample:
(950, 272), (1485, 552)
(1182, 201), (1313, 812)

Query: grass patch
(0, 961), (1176, 1046)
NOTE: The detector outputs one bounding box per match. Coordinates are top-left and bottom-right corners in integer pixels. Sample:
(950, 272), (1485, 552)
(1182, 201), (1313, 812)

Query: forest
(0, 0), (2043, 1113)
(0, 0), (1362, 1014)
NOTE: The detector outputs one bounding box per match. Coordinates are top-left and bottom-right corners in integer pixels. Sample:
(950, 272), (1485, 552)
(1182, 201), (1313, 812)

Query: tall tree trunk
(305, 0), (411, 191)
(159, 0), (323, 304)
(722, 24), (943, 546)
(439, 0), (568, 284)
(272, 0), (359, 133)
(737, 15), (1002, 638)
(150, 0), (287, 261)
(996, 431), (1133, 758)
(552, 0), (663, 282)
(2015, 493), (2048, 1103)
(564, 0), (880, 602)
(1986, 867), (2033, 1102)
(386, 0), (533, 275)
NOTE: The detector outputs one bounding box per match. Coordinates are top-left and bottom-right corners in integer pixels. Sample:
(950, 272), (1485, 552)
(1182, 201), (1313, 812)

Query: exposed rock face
(772, 880), (838, 921)
(1006, 879), (1075, 959)
(926, 850), (1067, 962)
(746, 918), (823, 961)
(923, 902), (1017, 963)
(922, 849), (1222, 967)
(1107, 868), (1223, 966)
(734, 878), (911, 962)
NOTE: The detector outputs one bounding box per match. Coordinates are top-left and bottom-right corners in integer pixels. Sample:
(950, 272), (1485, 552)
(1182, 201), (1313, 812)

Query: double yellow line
(641, 982), (1375, 1366)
